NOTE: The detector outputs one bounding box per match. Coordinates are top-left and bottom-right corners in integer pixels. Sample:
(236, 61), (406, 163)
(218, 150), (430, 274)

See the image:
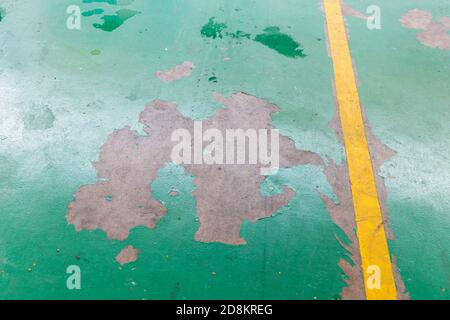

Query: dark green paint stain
(226, 30), (251, 40)
(254, 26), (306, 58)
(82, 8), (105, 17)
(93, 9), (140, 32)
(0, 8), (5, 22)
(200, 18), (252, 43)
(201, 17), (228, 39)
(23, 105), (55, 130)
(104, 195), (113, 202)
(82, 0), (135, 5)
(90, 49), (102, 55)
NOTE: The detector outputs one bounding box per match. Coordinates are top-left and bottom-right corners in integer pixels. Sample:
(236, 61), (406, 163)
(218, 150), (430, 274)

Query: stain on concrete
(400, 9), (450, 50)
(0, 7), (5, 22)
(254, 27), (306, 58)
(208, 74), (218, 83)
(90, 49), (101, 55)
(67, 93), (322, 246)
(82, 8), (105, 17)
(341, 2), (368, 20)
(227, 30), (251, 39)
(170, 282), (181, 299)
(0, 155), (17, 197)
(23, 104), (55, 130)
(93, 9), (140, 32)
(201, 17), (228, 39)
(116, 245), (139, 265)
(155, 61), (195, 83)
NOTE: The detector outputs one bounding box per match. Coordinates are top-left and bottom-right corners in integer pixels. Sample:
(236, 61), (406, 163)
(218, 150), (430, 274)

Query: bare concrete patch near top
(401, 9), (450, 50)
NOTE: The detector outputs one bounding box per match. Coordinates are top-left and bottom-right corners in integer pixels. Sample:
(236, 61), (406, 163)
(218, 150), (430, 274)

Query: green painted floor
(0, 0), (448, 299)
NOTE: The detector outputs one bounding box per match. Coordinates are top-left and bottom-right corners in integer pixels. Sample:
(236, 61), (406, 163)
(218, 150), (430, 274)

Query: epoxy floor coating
(0, 0), (449, 300)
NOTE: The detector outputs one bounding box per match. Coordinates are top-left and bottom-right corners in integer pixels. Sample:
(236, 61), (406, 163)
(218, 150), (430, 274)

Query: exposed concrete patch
(319, 156), (365, 300)
(362, 109), (410, 300)
(67, 100), (192, 240)
(116, 245), (139, 265)
(342, 2), (368, 20)
(321, 94), (365, 299)
(155, 61), (195, 83)
(400, 9), (433, 29)
(324, 83), (410, 299)
(67, 93), (322, 247)
(323, 3), (409, 299)
(400, 9), (450, 50)
(186, 93), (322, 244)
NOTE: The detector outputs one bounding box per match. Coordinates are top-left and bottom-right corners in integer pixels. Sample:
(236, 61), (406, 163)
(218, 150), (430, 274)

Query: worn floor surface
(0, 0), (449, 299)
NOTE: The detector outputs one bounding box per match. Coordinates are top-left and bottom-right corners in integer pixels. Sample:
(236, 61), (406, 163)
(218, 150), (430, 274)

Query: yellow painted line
(323, 0), (397, 300)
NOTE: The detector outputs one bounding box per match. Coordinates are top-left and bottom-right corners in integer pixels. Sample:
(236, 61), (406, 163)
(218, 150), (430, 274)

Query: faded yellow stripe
(323, 0), (397, 300)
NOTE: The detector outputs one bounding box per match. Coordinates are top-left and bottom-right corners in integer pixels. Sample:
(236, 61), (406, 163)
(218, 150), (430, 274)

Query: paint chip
(115, 245), (140, 265)
(155, 61), (195, 83)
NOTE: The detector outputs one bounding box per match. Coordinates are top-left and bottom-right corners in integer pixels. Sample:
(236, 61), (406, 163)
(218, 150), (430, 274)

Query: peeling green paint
(201, 17), (228, 39)
(93, 9), (140, 32)
(82, 8), (105, 17)
(254, 26), (306, 58)
(208, 75), (218, 83)
(226, 30), (251, 40)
